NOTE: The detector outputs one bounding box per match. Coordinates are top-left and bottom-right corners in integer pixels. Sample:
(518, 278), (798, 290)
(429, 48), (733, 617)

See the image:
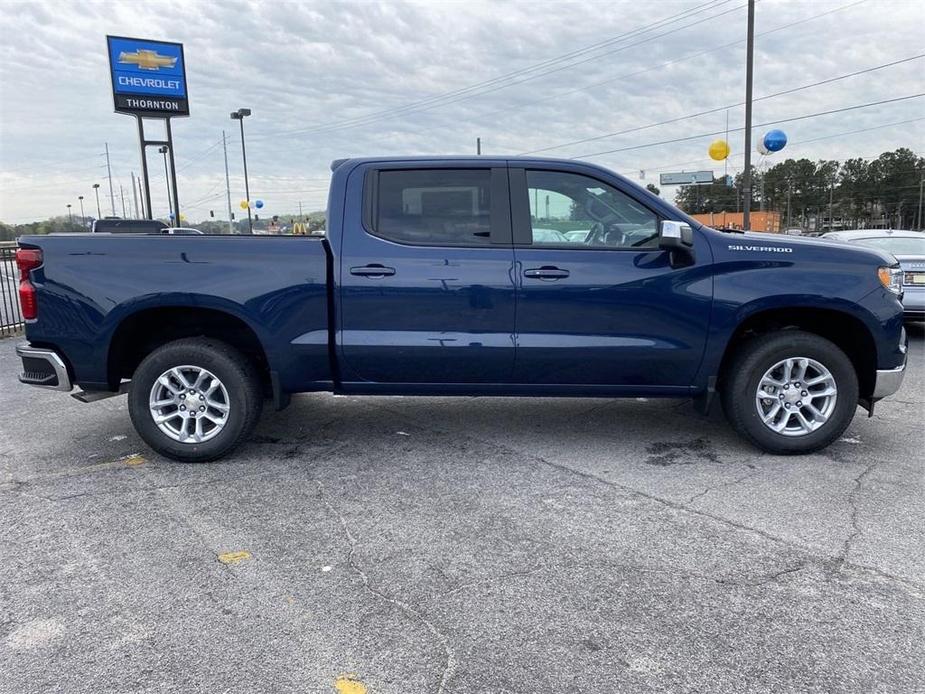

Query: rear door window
(372, 169), (492, 246)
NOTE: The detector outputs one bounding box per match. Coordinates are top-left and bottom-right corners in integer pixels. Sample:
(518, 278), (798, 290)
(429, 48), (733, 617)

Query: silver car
(823, 229), (925, 321)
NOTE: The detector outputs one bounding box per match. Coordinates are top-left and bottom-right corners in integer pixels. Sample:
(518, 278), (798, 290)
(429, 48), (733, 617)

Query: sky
(0, 0), (923, 224)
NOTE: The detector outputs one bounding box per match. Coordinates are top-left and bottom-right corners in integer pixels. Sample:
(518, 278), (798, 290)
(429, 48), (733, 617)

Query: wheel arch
(107, 305), (271, 392)
(716, 306), (877, 401)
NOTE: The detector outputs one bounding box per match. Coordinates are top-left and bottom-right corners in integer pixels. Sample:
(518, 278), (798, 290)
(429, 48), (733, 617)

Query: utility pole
(760, 163), (766, 212)
(918, 175), (924, 231)
(741, 0), (755, 231)
(476, 137), (481, 155)
(828, 177), (835, 231)
(298, 200), (303, 220)
(223, 130), (234, 234)
(131, 172), (139, 218)
(786, 179), (792, 229)
(137, 176), (146, 219)
(104, 142), (116, 216)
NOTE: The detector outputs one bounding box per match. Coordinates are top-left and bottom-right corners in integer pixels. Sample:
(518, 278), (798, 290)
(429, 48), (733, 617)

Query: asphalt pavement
(1, 328), (923, 694)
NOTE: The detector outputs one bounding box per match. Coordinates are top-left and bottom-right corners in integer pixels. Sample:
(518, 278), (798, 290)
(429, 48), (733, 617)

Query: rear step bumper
(16, 345), (72, 391)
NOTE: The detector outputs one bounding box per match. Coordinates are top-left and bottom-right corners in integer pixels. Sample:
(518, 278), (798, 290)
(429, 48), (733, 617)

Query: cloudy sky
(0, 0), (922, 223)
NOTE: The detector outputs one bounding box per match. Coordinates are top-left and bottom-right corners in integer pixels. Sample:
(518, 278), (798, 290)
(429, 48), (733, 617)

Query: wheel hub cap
(149, 366), (230, 443)
(755, 357), (837, 437)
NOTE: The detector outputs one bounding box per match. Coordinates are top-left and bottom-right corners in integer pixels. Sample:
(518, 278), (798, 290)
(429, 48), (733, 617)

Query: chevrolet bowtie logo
(118, 49), (177, 71)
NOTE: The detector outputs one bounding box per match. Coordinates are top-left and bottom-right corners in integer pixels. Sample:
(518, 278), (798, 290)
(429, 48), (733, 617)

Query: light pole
(230, 108), (253, 233)
(158, 146), (173, 221)
(78, 195), (85, 226)
(92, 183), (102, 218)
(66, 203), (72, 226)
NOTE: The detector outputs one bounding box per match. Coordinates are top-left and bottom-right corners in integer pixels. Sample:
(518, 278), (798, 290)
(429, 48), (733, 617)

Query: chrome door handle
(524, 267), (569, 280)
(350, 265), (396, 277)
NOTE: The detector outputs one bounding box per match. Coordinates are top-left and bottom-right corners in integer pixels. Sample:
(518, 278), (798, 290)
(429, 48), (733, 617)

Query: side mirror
(658, 220), (695, 266)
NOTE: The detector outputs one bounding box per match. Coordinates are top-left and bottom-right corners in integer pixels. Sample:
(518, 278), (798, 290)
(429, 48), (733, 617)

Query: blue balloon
(763, 129), (787, 153)
(255, 199), (264, 209)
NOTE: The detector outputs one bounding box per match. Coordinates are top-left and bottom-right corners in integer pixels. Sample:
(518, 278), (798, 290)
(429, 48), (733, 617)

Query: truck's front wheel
(722, 331), (859, 454)
(128, 338), (263, 462)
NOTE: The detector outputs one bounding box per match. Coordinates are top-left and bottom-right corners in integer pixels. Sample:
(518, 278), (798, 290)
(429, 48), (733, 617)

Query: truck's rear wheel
(721, 331), (858, 454)
(128, 338), (262, 462)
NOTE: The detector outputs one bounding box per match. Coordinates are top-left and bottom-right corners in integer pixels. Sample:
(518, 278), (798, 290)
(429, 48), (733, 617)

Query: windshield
(850, 236), (925, 255)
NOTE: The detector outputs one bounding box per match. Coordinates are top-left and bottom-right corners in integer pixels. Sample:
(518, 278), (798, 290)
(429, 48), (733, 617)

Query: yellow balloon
(709, 139), (730, 161)
(240, 200), (249, 209)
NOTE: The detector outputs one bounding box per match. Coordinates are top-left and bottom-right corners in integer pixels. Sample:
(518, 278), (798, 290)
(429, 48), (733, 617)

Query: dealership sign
(107, 36), (189, 117)
(659, 170), (714, 186)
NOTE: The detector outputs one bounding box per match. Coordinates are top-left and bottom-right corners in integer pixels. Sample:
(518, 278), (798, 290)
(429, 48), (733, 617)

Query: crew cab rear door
(509, 165), (712, 388)
(338, 162), (516, 384)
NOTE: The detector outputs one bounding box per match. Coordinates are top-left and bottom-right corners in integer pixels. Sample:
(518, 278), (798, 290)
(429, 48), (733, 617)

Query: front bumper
(16, 344), (72, 391)
(873, 363), (906, 399)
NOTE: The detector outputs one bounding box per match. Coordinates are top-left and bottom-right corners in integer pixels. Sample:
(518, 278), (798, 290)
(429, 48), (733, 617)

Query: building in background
(691, 211), (781, 233)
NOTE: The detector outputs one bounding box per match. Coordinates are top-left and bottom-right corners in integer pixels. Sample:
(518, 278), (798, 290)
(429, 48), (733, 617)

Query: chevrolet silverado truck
(15, 157), (907, 461)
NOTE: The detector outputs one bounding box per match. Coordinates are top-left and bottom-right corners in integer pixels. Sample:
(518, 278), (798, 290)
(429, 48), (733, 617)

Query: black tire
(721, 331), (859, 454)
(128, 338), (263, 462)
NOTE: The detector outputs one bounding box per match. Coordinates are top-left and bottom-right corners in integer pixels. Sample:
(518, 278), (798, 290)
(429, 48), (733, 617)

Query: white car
(823, 229), (925, 321)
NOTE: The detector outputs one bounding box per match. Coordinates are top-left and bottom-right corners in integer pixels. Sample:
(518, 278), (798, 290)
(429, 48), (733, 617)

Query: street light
(66, 203), (72, 226)
(158, 146), (174, 221)
(92, 183), (102, 218)
(230, 108), (253, 233)
(78, 195), (85, 226)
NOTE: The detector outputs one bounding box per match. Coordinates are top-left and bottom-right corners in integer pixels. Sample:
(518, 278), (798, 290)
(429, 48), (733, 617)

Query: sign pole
(165, 118), (181, 223)
(136, 117), (153, 220)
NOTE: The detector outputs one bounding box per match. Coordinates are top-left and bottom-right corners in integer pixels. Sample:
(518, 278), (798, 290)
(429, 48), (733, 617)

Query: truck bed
(19, 234), (332, 394)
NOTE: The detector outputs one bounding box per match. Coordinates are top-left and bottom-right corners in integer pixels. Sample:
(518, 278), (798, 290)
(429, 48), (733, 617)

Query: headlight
(878, 266), (903, 294)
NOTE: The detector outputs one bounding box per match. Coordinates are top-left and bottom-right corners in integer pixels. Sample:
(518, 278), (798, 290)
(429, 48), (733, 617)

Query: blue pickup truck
(15, 156), (907, 461)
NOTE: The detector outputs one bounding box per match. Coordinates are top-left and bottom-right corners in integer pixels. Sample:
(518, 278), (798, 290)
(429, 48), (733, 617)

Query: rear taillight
(16, 248), (42, 320)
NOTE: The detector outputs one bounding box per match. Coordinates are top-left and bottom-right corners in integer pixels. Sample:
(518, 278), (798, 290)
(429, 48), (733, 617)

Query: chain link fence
(0, 242), (24, 337)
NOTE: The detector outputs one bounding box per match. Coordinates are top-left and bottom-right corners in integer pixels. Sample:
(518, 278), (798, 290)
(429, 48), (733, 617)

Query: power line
(519, 53), (924, 155)
(251, 0), (749, 140)
(574, 93), (925, 159)
(401, 0), (869, 141)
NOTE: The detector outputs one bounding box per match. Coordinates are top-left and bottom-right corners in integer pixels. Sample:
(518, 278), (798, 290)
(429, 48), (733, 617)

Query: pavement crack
(315, 479), (457, 694)
(835, 460), (878, 570)
(374, 406), (924, 595)
(430, 564), (546, 599)
(686, 467), (760, 505)
(716, 562), (808, 587)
